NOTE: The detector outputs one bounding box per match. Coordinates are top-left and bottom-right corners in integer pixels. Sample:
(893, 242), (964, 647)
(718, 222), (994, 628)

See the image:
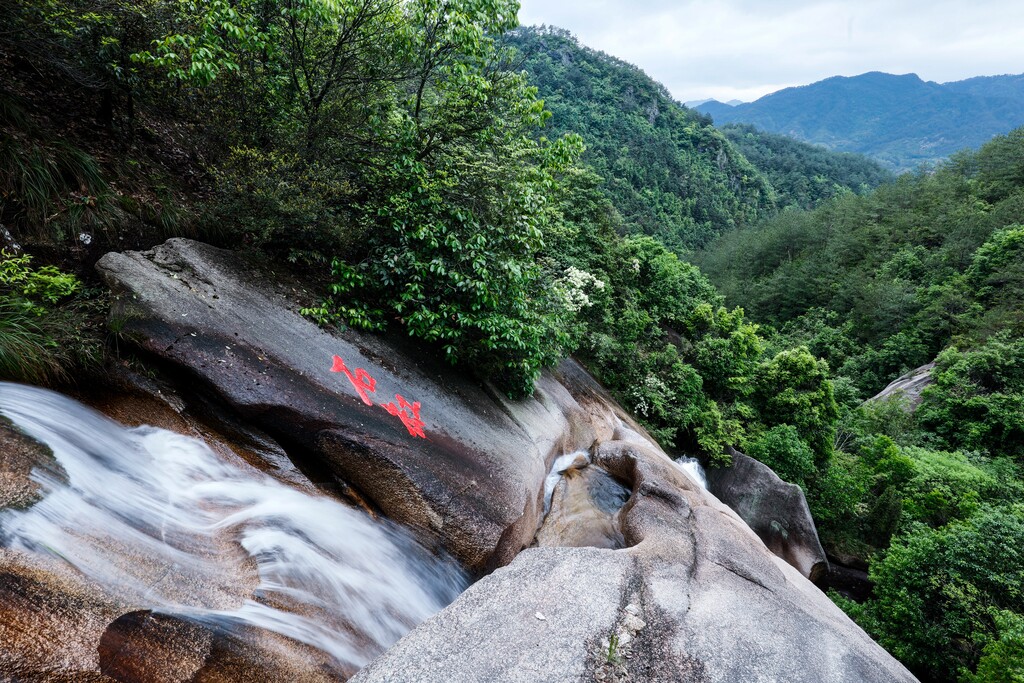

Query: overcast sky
(517, 0), (1024, 103)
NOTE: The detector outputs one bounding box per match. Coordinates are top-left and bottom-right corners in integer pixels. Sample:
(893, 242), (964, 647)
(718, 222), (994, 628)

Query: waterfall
(0, 382), (467, 668)
(675, 456), (708, 489)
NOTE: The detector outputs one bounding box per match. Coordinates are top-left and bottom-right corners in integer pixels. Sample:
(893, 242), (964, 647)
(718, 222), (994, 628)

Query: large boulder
(96, 239), (608, 574)
(867, 362), (935, 410)
(352, 440), (916, 683)
(705, 448), (829, 582)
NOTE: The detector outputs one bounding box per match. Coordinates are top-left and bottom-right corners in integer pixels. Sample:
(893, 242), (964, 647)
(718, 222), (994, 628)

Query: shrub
(751, 346), (839, 466)
(746, 424), (817, 487)
(918, 334), (1024, 460)
(855, 506), (1024, 681)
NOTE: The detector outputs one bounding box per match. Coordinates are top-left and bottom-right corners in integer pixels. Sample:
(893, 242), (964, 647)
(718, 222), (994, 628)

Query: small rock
(623, 603), (640, 616)
(568, 452), (590, 470)
(623, 615), (646, 632)
(534, 612), (546, 621)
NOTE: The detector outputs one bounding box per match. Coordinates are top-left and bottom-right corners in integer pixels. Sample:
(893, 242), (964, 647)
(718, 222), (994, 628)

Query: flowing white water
(543, 450), (590, 514)
(0, 382), (467, 668)
(675, 456), (708, 489)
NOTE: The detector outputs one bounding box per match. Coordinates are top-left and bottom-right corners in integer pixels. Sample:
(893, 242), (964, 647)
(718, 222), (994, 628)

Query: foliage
(825, 391), (1024, 681)
(698, 128), (1024, 401)
(852, 506), (1024, 681)
(0, 302), (62, 384)
(749, 347), (838, 466)
(131, 0), (269, 87)
(508, 26), (775, 251)
(964, 610), (1024, 683)
(964, 225), (1024, 335)
(917, 334), (1024, 460)
(745, 424), (816, 487)
(720, 123), (893, 210)
(542, 185), (834, 463)
(0, 3), (205, 252)
(0, 94), (122, 244)
(698, 126), (1024, 682)
(0, 250), (99, 383)
(298, 2), (585, 395)
(567, 231), (746, 456)
(200, 147), (364, 265)
(0, 250), (80, 312)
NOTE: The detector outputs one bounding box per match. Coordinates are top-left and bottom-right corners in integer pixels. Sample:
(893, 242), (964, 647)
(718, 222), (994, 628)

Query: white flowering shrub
(556, 266), (606, 313)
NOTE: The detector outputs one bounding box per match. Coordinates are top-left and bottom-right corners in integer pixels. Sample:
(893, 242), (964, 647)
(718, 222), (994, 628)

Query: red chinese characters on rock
(380, 395), (426, 439)
(330, 354), (426, 438)
(330, 355), (376, 405)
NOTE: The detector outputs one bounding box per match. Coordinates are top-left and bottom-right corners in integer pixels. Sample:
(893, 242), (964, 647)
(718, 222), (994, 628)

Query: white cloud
(517, 0), (1024, 102)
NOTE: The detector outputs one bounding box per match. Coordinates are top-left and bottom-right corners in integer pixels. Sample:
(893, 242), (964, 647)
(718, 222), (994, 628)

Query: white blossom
(556, 266), (606, 313)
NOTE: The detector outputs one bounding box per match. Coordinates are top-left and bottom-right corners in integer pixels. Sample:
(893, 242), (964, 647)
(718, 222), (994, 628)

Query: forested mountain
(945, 73), (1024, 103)
(508, 26), (775, 250)
(698, 127), (1024, 399)
(720, 123), (893, 209)
(697, 128), (1024, 681)
(699, 71), (1024, 171)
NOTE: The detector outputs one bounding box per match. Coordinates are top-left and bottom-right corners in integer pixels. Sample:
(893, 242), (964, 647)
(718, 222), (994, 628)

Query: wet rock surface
(98, 610), (213, 682)
(0, 549), (142, 683)
(70, 368), (318, 496)
(0, 380), (464, 682)
(0, 417), (63, 510)
(353, 440), (917, 683)
(706, 448), (829, 582)
(98, 610), (343, 683)
(96, 239), (607, 574)
(534, 463), (629, 549)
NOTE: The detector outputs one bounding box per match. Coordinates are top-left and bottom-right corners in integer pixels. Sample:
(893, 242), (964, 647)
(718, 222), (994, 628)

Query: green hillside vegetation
(699, 71), (1024, 172)
(945, 73), (1024, 104)
(541, 168), (837, 462)
(699, 128), (1024, 682)
(720, 123), (894, 209)
(3, 4), (1023, 681)
(698, 128), (1024, 400)
(508, 26), (775, 251)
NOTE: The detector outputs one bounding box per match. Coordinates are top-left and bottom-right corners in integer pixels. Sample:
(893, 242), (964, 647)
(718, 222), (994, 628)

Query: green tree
(751, 347), (838, 465)
(746, 424), (816, 487)
(918, 334), (1024, 460)
(965, 610), (1024, 683)
(856, 506), (1024, 681)
(296, 0), (587, 395)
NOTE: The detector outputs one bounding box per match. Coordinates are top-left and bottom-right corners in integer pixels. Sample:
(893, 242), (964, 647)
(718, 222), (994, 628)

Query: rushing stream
(675, 456), (708, 489)
(0, 382), (467, 669)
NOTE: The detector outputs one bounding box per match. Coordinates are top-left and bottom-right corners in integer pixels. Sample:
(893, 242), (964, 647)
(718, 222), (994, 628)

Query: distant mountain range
(684, 98), (744, 108)
(696, 72), (1024, 171)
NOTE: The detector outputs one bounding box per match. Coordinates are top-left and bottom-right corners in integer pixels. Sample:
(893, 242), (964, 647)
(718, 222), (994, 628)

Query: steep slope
(698, 71), (1024, 171)
(720, 123), (893, 209)
(509, 26), (775, 251)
